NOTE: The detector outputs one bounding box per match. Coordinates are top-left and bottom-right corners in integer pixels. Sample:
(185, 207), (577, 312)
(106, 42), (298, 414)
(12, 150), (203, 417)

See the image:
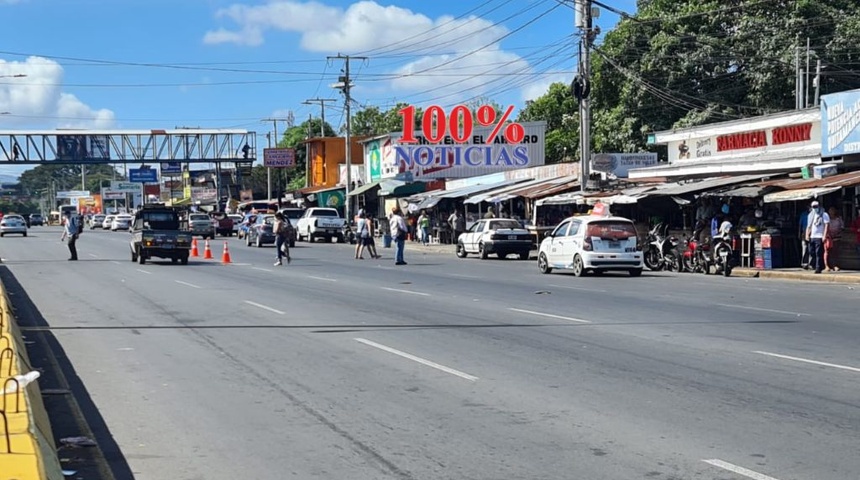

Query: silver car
(0, 215), (28, 237)
(188, 213), (216, 239)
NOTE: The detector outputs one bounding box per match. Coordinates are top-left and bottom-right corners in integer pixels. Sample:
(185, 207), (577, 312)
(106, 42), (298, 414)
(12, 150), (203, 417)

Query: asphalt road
(1, 225), (858, 480)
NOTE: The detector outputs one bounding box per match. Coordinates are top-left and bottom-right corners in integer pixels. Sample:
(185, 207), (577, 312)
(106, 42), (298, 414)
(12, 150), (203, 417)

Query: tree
(349, 103), (423, 137)
(19, 164), (122, 197)
(276, 118), (336, 186)
(517, 83), (579, 163)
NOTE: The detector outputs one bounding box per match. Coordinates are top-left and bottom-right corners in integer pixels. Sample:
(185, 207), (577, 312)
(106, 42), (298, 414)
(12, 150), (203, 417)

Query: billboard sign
(263, 148), (296, 167)
(161, 162), (182, 174)
(129, 168), (158, 183)
(591, 153), (658, 178)
(56, 135), (110, 161)
(821, 89), (860, 157)
(56, 190), (90, 199)
(101, 189), (125, 200)
(111, 181), (142, 193)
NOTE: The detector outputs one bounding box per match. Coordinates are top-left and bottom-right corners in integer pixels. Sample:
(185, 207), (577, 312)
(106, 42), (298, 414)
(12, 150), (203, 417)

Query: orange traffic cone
(190, 238), (199, 257)
(221, 241), (232, 264)
(203, 239), (213, 259)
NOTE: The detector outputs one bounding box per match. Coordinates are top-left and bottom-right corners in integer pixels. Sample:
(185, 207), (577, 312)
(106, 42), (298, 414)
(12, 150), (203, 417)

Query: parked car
(89, 214), (106, 229)
(296, 207), (345, 243)
(28, 213), (44, 226)
(456, 218), (532, 260)
(102, 215), (116, 229)
(188, 213), (216, 239)
(237, 213), (256, 240)
(0, 214), (28, 237)
(538, 215), (643, 277)
(246, 214), (276, 247)
(111, 214), (133, 231)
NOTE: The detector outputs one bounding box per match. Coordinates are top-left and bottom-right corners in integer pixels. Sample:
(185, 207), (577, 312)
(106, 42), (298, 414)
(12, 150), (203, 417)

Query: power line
(302, 98), (337, 137)
(327, 54), (367, 223)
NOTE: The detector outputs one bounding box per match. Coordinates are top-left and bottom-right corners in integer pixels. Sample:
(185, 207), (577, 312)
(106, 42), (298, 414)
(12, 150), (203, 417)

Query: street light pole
(328, 54), (367, 222)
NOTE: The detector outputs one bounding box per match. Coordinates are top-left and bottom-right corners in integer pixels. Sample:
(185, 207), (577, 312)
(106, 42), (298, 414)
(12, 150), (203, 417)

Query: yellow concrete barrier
(0, 280), (64, 480)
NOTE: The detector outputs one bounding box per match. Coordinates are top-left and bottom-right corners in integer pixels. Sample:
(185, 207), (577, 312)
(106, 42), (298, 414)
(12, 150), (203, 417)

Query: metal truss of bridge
(0, 129), (257, 165)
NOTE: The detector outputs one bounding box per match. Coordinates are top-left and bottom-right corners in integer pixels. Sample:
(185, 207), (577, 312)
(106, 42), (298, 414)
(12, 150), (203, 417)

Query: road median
(0, 279), (65, 480)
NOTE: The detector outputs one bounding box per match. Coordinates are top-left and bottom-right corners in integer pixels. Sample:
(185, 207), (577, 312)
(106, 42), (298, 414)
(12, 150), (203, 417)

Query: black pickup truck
(130, 204), (193, 265)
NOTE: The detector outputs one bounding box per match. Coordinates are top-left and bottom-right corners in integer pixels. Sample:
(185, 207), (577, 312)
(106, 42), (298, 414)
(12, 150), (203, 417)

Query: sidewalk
(733, 267), (860, 284)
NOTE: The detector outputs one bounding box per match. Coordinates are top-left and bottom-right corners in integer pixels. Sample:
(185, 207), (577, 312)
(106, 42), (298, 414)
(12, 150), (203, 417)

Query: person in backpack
(273, 212), (291, 266)
(60, 211), (80, 261)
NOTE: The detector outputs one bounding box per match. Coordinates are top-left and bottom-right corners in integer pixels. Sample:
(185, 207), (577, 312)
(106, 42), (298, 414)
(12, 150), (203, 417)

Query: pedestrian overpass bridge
(0, 128), (257, 164)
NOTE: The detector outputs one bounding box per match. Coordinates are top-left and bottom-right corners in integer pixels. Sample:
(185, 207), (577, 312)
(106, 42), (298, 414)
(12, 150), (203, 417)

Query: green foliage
(522, 0), (860, 160)
(19, 164), (122, 196)
(351, 103), (424, 137)
(277, 118), (336, 184)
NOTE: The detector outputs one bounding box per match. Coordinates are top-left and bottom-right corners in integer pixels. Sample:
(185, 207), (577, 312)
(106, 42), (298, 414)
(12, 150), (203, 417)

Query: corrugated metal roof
(648, 174), (768, 197)
(768, 169), (860, 190)
(702, 185), (765, 198)
(512, 176), (579, 200)
(763, 187), (841, 204)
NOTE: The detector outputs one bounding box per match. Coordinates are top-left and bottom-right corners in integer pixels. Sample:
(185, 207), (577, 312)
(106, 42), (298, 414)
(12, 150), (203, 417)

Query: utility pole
(813, 59), (822, 107)
(804, 37), (811, 109)
(306, 113), (312, 188)
(795, 45), (801, 110)
(261, 116), (290, 200)
(574, 0), (597, 194)
(328, 54), (367, 222)
(302, 98), (337, 137)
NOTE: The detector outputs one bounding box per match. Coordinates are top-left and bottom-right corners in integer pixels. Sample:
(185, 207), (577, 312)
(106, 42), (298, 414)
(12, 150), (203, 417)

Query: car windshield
(189, 214), (209, 221)
(490, 220), (521, 230)
(586, 221), (637, 240)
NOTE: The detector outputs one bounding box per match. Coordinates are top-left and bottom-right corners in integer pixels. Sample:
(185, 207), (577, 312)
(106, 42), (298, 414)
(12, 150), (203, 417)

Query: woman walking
(417, 210), (430, 246)
(354, 211), (372, 259)
(825, 206), (844, 271)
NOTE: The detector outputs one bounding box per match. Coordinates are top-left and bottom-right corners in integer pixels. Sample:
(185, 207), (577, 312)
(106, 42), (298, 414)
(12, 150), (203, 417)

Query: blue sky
(0, 0), (636, 178)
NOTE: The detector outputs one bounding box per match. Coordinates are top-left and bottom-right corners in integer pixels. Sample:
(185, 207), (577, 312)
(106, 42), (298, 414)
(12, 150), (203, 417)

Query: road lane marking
(136, 269), (151, 275)
(753, 351), (860, 373)
(381, 287), (430, 296)
(702, 459), (780, 480)
(309, 276), (337, 282)
(508, 308), (591, 324)
(549, 284), (607, 293)
(244, 300), (284, 315)
(88, 253), (98, 258)
(175, 280), (201, 289)
(355, 338), (478, 382)
(448, 273), (481, 279)
(252, 267), (273, 273)
(715, 304), (810, 317)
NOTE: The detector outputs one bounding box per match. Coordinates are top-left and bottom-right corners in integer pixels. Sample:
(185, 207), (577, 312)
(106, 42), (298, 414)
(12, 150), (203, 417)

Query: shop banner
(821, 88), (860, 157)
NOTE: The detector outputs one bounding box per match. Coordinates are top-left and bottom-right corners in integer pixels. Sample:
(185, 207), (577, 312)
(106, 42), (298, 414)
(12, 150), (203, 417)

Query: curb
(0, 281), (65, 480)
(733, 268), (860, 284)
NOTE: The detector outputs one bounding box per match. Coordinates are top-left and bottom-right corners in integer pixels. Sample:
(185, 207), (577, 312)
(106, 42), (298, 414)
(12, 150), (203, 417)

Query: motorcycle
(711, 235), (734, 277)
(680, 233), (710, 273)
(643, 223), (678, 271)
(342, 222), (357, 245)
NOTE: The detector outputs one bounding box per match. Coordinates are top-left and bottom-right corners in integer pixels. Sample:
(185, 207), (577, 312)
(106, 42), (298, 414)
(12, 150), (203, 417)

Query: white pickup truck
(296, 207), (346, 243)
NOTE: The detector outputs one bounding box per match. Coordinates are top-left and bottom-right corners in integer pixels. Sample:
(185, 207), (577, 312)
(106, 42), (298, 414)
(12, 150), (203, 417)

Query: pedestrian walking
(390, 207), (408, 265)
(367, 216), (381, 259)
(60, 211), (80, 261)
(273, 212), (291, 266)
(417, 210), (430, 246)
(354, 211), (373, 260)
(825, 206), (844, 272)
(448, 209), (466, 245)
(805, 200), (830, 274)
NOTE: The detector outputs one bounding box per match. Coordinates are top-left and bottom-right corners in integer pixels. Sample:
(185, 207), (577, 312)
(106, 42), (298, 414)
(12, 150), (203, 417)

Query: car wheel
(23, 232), (27, 237)
(518, 251), (529, 260)
(497, 252), (507, 259)
(456, 242), (467, 258)
(256, 236), (262, 248)
(572, 254), (585, 277)
(181, 253), (189, 265)
(138, 247), (146, 265)
(479, 242), (488, 259)
(1, 233), (5, 237)
(538, 253), (552, 274)
(629, 268), (643, 277)
(171, 258), (178, 264)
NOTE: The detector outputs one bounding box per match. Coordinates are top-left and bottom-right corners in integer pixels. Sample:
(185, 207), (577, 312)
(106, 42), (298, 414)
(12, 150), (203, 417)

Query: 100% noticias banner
(394, 104), (535, 167)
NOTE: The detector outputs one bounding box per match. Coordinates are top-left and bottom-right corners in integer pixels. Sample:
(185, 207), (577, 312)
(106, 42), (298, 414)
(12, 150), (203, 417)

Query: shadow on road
(0, 266), (134, 480)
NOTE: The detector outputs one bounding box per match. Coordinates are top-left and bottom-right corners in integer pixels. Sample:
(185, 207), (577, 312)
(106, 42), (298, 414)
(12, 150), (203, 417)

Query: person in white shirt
(389, 207), (408, 265)
(805, 200), (830, 274)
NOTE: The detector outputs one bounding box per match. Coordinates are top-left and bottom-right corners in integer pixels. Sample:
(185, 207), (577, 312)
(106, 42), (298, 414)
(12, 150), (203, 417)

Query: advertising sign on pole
(129, 168), (159, 183)
(101, 189), (125, 200)
(111, 181), (142, 193)
(263, 148), (296, 168)
(56, 190), (90, 199)
(161, 162), (182, 175)
(590, 153), (658, 178)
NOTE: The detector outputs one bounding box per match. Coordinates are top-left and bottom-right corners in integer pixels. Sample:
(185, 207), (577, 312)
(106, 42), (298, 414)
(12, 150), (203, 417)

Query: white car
(102, 215), (115, 229)
(111, 214), (133, 231)
(538, 215), (643, 277)
(90, 214), (106, 229)
(0, 215), (27, 237)
(455, 218), (532, 260)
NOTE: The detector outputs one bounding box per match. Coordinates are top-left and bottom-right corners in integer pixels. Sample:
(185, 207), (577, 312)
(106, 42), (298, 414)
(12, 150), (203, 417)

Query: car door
(464, 221), (484, 252)
(561, 220), (582, 262)
(546, 220), (570, 265)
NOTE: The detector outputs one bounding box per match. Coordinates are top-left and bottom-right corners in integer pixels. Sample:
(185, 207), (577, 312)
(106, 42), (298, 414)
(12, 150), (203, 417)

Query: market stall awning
(763, 187), (841, 204)
(645, 174), (769, 197)
(348, 180), (381, 197)
(627, 145), (821, 179)
(536, 192), (583, 206)
(702, 185), (767, 198)
(379, 180), (426, 197)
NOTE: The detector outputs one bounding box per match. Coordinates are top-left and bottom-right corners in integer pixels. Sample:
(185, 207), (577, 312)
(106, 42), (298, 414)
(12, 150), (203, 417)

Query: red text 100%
(398, 104), (526, 145)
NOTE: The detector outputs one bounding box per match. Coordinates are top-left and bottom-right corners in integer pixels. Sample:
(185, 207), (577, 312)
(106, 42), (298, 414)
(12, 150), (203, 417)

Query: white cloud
(521, 73), (570, 103)
(0, 56), (115, 128)
(204, 1), (535, 101)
